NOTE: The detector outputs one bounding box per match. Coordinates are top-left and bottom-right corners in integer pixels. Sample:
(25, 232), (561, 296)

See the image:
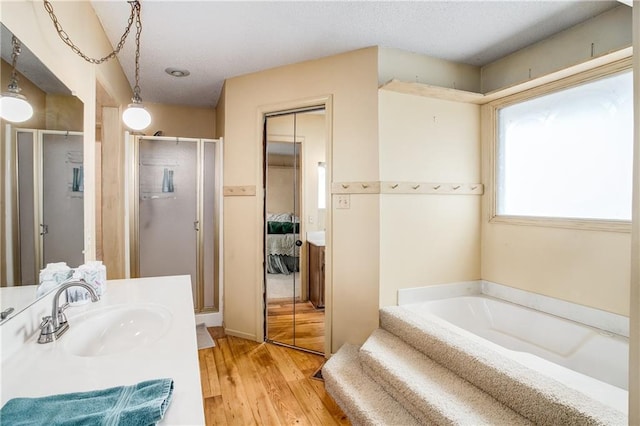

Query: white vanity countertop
(307, 231), (325, 247)
(0, 275), (204, 425)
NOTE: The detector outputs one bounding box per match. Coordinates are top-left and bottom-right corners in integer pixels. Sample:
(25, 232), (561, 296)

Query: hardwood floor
(198, 327), (349, 425)
(267, 301), (325, 353)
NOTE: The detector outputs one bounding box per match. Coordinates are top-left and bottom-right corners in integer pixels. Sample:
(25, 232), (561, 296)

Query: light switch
(336, 194), (350, 209)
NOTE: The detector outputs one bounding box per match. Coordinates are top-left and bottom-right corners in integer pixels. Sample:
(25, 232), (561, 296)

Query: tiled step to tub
(322, 343), (420, 426)
(360, 328), (532, 425)
(379, 306), (627, 426)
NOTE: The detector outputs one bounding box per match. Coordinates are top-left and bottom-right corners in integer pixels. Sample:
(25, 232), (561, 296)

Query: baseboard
(195, 311), (223, 327)
(224, 328), (258, 341)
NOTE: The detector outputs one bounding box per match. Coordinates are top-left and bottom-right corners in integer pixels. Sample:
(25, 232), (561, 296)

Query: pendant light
(121, 0), (151, 131)
(43, 0), (151, 130)
(0, 36), (34, 123)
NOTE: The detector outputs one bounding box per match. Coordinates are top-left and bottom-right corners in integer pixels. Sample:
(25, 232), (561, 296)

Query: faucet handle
(57, 302), (69, 325)
(38, 316), (56, 344)
(40, 316), (52, 330)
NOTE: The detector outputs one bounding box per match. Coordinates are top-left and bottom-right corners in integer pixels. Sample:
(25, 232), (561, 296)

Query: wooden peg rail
(223, 185), (256, 196)
(332, 182), (484, 195)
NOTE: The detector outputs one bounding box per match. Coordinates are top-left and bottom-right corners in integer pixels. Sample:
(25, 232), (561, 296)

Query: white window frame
(487, 58), (633, 233)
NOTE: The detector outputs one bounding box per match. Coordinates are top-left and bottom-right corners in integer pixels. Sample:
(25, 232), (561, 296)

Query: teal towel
(0, 378), (174, 426)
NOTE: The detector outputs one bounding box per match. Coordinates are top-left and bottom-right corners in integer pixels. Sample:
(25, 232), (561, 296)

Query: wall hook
(391, 184), (399, 189)
(412, 184), (421, 190)
(341, 183), (350, 189)
(433, 185), (441, 190)
(452, 185), (461, 190)
(471, 185), (478, 190)
(361, 183), (369, 189)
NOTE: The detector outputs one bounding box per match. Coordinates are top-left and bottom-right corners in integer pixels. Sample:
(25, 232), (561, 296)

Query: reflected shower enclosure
(130, 136), (221, 313)
(9, 129), (85, 285)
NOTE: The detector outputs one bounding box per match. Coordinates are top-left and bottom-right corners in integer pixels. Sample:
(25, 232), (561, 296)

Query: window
(496, 70), (633, 222)
(318, 162), (326, 209)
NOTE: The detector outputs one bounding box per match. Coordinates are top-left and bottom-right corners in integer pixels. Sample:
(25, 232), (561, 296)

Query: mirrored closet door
(264, 108), (326, 354)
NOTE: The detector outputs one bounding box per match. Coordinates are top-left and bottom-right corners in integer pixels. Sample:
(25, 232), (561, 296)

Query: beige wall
(266, 166), (297, 215)
(481, 220), (631, 315)
(143, 102), (216, 139)
(45, 94), (83, 131)
(378, 91), (481, 306)
(222, 47), (380, 350)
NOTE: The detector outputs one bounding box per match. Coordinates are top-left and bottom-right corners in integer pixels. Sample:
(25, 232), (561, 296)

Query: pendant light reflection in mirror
(0, 35), (33, 123)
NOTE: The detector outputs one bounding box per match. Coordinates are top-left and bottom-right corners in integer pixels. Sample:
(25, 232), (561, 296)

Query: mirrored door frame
(263, 105), (330, 355)
(127, 135), (223, 314)
(256, 96), (333, 356)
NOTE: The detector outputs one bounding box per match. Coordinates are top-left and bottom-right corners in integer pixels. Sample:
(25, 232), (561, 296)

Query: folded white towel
(36, 263), (72, 298)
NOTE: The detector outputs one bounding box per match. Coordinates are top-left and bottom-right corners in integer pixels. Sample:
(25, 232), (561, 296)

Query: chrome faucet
(38, 279), (100, 344)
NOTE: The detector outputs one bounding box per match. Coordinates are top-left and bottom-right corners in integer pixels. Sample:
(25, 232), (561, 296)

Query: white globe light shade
(0, 94), (33, 123)
(122, 103), (151, 130)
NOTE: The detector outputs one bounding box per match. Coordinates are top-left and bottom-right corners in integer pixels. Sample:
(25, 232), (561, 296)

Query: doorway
(264, 107), (326, 354)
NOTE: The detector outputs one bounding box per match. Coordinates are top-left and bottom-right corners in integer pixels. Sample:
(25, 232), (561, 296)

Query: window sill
(489, 215), (631, 233)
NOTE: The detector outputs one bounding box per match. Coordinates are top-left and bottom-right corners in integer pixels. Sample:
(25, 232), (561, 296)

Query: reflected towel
(0, 378), (174, 426)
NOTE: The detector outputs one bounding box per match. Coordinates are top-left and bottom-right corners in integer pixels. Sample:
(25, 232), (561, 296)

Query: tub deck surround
(324, 281), (629, 425)
(402, 296), (629, 392)
(380, 306), (626, 424)
(0, 275), (204, 425)
(323, 344), (420, 426)
(398, 280), (630, 337)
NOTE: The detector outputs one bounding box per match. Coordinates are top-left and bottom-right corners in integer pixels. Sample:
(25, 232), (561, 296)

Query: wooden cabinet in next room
(308, 242), (325, 309)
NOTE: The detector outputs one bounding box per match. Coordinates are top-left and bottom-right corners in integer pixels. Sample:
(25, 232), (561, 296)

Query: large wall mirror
(0, 23), (84, 324)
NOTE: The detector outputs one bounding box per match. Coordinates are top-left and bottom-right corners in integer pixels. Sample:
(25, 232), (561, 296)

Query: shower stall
(128, 135), (222, 314)
(5, 129), (84, 285)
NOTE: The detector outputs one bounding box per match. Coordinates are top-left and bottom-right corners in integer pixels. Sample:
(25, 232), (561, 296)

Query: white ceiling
(89, 1), (621, 108)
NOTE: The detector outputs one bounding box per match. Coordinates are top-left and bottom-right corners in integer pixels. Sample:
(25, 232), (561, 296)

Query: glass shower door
(137, 138), (198, 306)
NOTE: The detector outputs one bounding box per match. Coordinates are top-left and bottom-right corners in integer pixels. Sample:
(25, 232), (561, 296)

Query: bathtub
(403, 295), (628, 390)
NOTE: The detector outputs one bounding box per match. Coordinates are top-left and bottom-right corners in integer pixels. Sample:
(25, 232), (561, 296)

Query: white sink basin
(64, 304), (172, 357)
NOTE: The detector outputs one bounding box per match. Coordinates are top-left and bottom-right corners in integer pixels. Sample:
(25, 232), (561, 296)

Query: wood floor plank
(204, 395), (227, 426)
(288, 378), (340, 426)
(198, 349), (212, 398)
(287, 347), (324, 376)
(265, 343), (307, 382)
(250, 343), (311, 425)
(227, 336), (282, 425)
(203, 347), (221, 397)
(213, 338), (256, 425)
